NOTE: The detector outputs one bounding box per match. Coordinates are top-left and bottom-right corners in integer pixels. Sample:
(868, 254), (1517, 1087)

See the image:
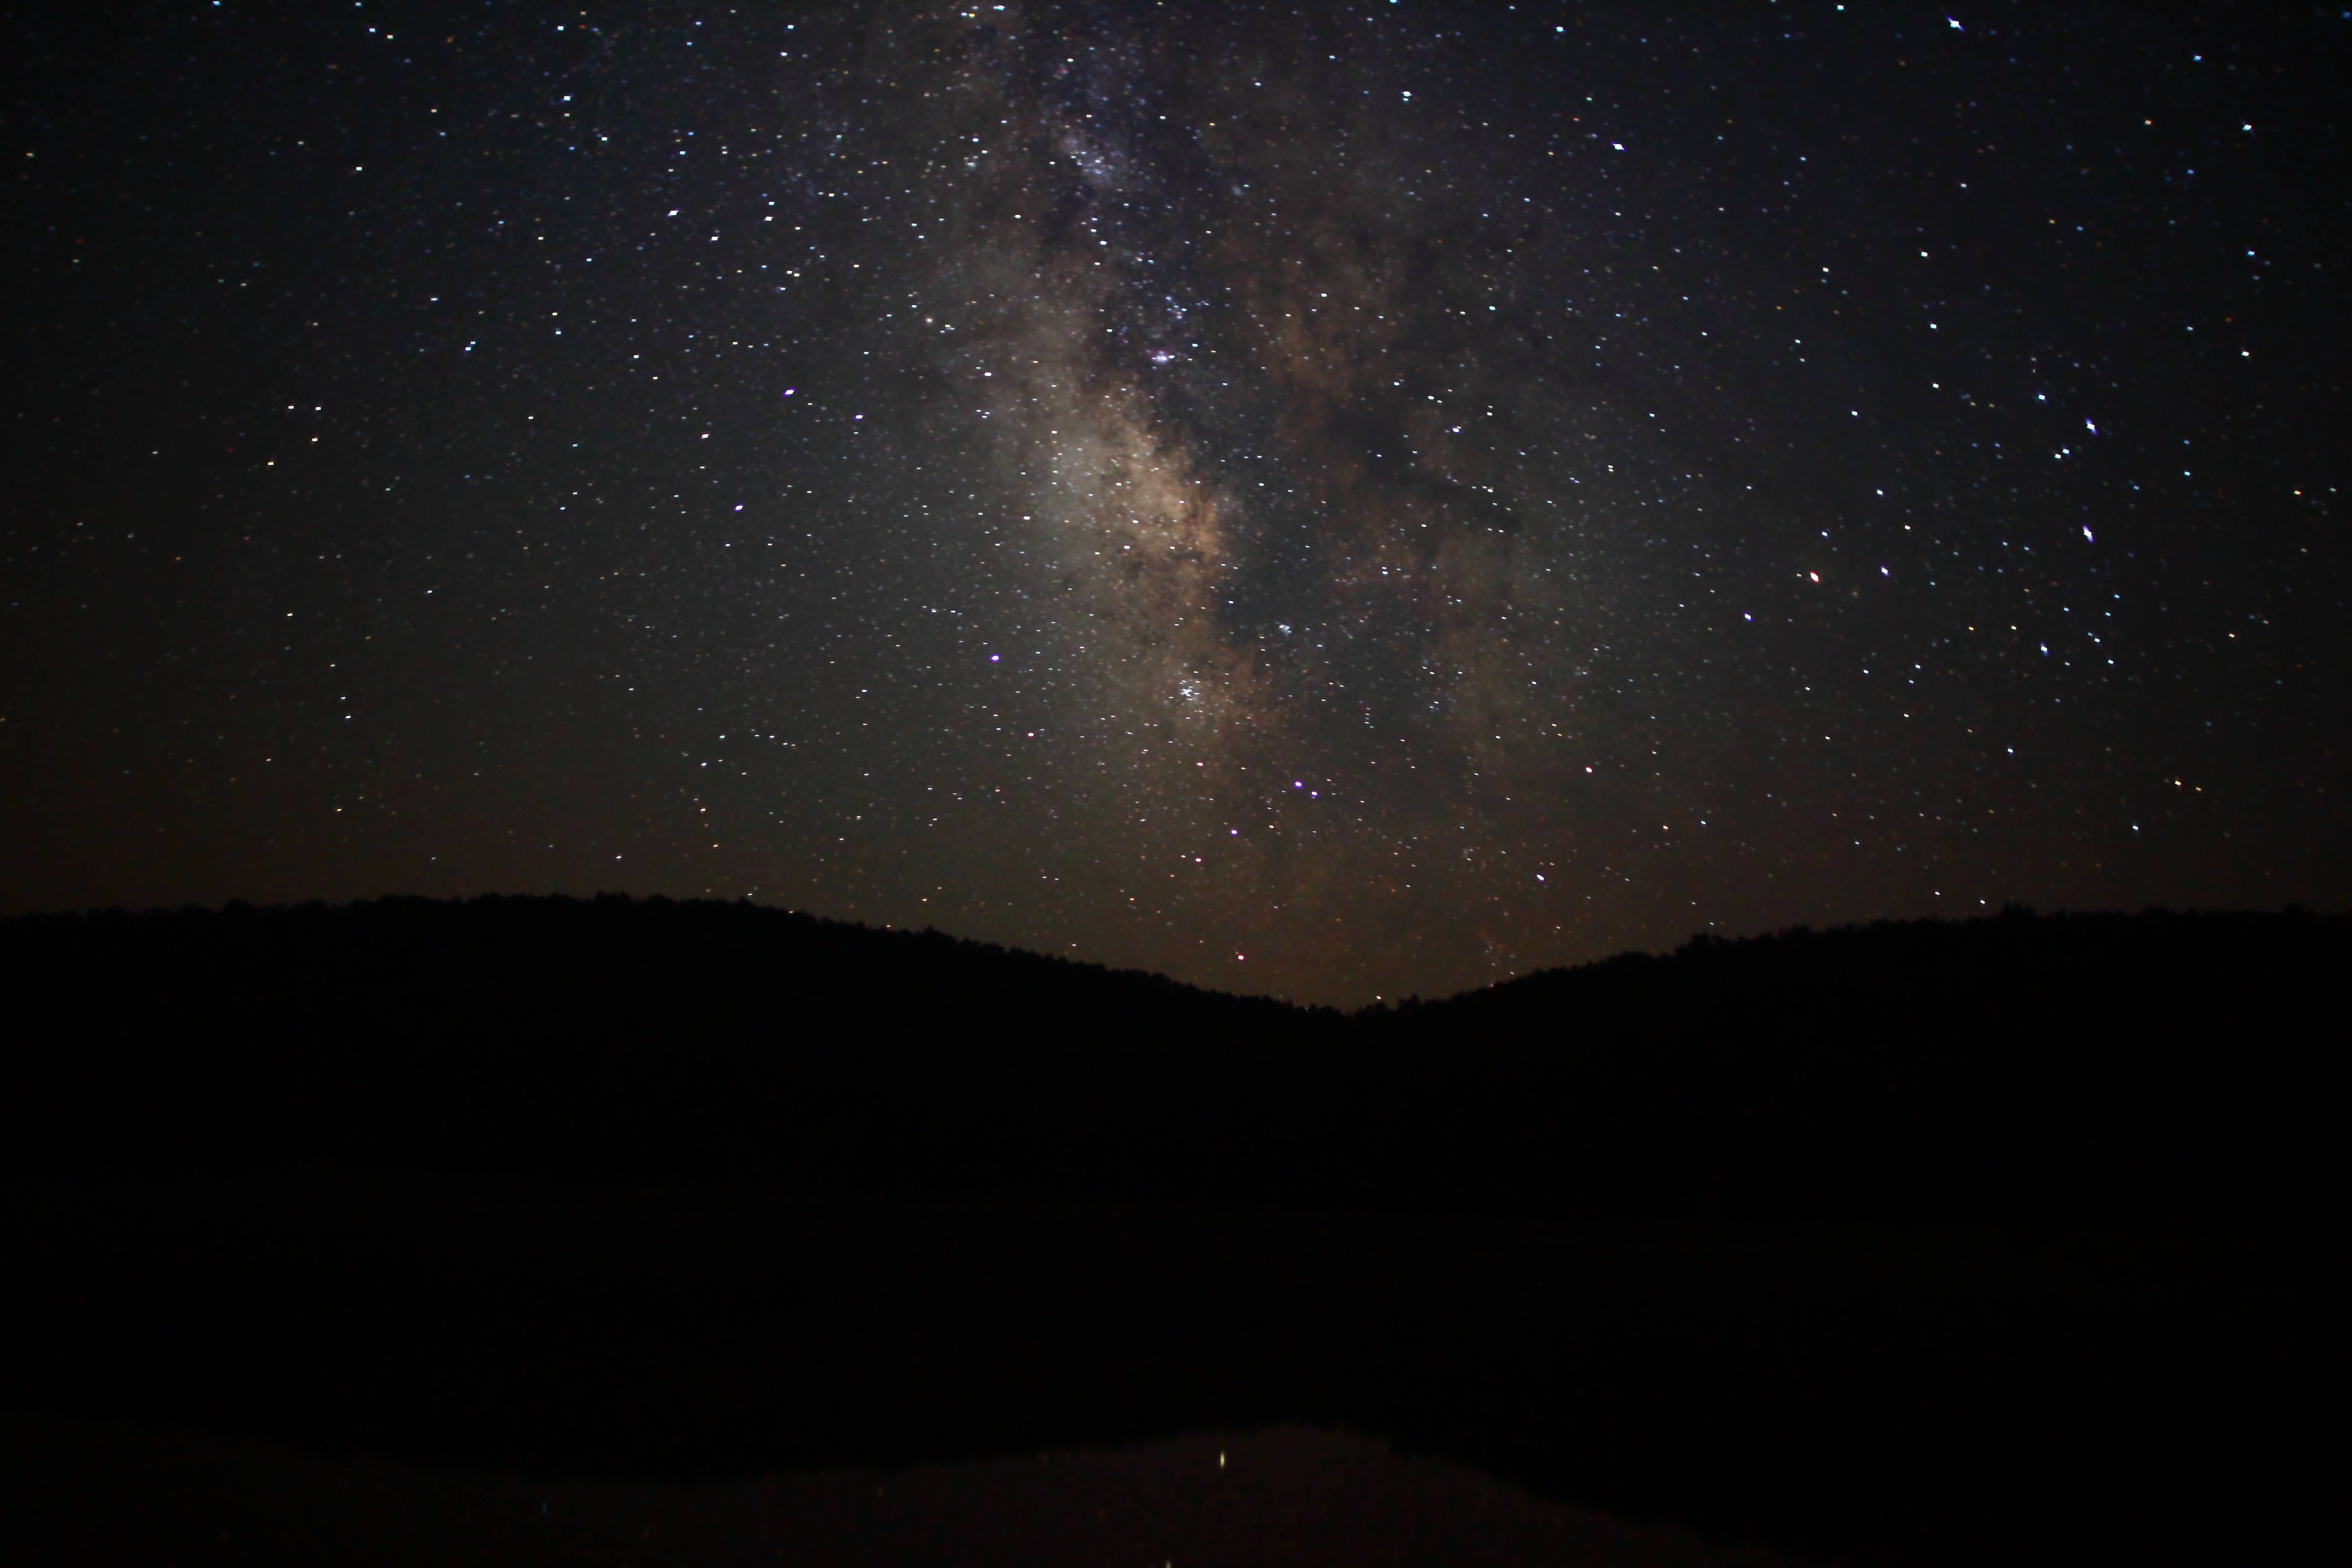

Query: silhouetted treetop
(3, 897), (2339, 1235)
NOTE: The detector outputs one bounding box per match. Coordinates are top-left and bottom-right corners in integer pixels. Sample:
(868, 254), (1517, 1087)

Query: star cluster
(5, 2), (2343, 1003)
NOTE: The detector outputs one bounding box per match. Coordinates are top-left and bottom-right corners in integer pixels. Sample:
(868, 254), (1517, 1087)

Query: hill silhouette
(2, 895), (2337, 1235)
(2, 897), (2339, 1565)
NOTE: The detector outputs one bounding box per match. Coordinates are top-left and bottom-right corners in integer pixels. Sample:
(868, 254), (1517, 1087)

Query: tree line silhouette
(5, 893), (2337, 1239)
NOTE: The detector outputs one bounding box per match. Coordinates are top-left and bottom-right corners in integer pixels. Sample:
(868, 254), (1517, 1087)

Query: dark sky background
(7, 1), (2345, 1006)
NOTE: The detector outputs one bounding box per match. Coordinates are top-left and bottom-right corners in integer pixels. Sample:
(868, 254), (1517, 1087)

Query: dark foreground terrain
(2, 899), (2341, 1563)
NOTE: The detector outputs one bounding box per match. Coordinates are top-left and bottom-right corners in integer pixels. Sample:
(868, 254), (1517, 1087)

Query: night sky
(8, 3), (2345, 1005)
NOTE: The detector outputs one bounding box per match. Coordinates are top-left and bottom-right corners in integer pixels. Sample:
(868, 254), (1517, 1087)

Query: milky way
(801, 6), (1798, 998)
(6, 3), (2343, 1003)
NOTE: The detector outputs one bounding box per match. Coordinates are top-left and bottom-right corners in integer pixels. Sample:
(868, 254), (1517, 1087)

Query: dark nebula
(7, 2), (2344, 1003)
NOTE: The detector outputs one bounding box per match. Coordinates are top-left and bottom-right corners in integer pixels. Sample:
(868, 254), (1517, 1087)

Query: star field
(5, 2), (2344, 1004)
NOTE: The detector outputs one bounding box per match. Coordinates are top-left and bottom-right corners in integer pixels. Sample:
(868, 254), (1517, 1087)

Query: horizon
(11, 888), (2331, 1013)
